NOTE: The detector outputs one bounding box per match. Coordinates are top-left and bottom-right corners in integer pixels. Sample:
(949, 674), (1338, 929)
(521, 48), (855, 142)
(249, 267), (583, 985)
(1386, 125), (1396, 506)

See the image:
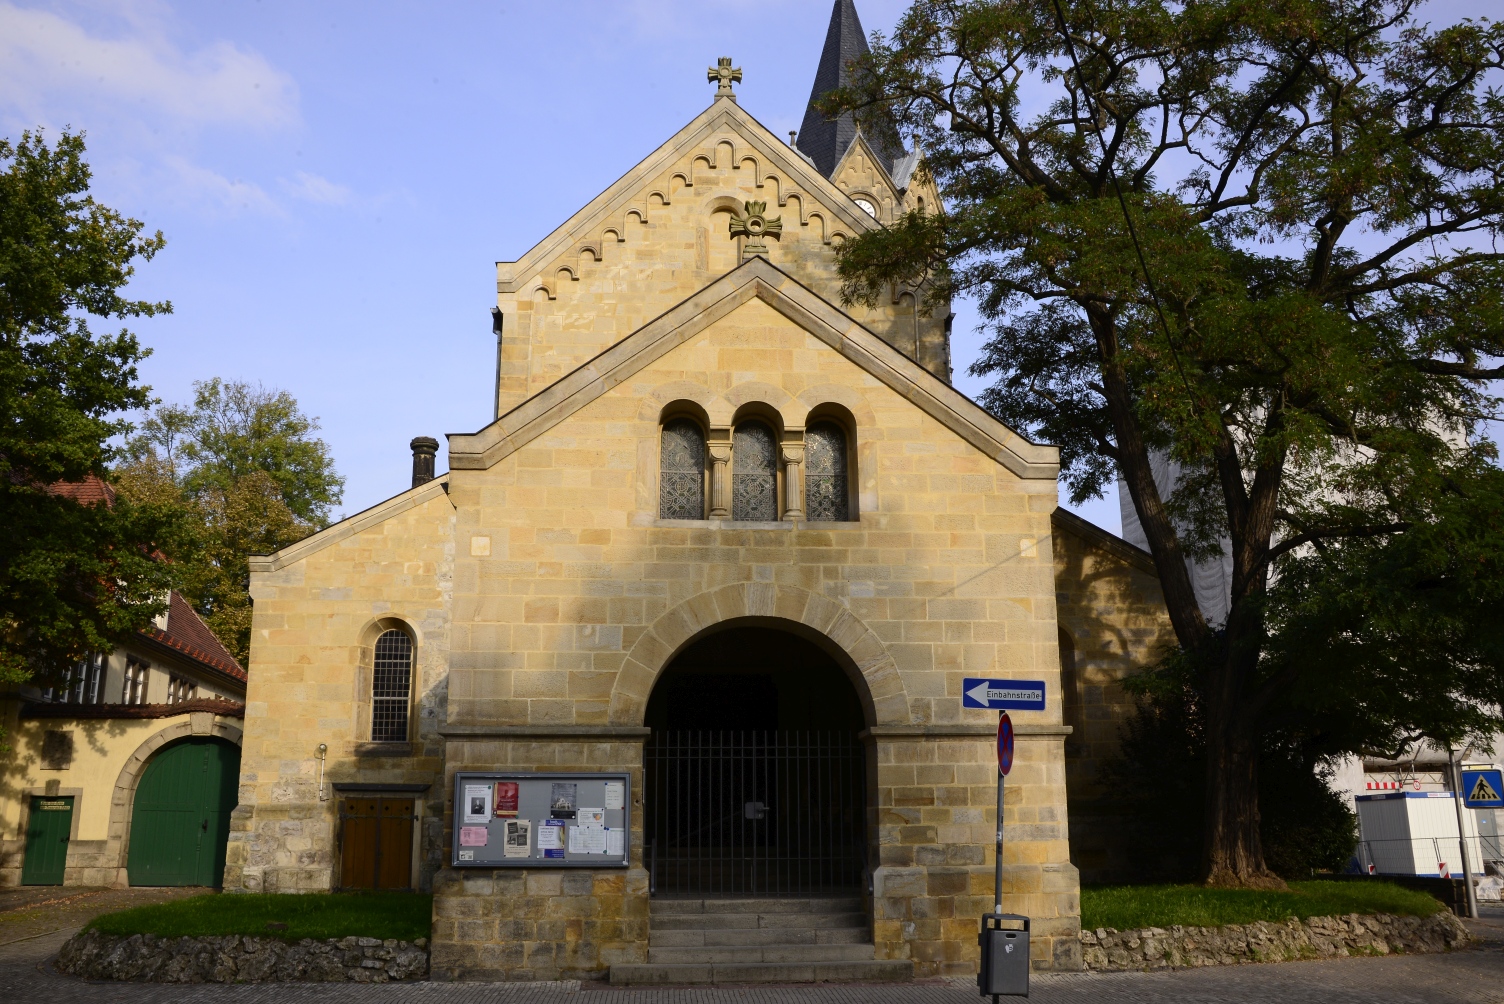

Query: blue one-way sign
(1462, 769), (1503, 808)
(963, 678), (1046, 711)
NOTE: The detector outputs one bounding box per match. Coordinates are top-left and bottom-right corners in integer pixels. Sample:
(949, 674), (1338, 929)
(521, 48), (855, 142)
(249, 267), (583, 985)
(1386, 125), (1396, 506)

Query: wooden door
(128, 738), (241, 886)
(339, 796), (414, 890)
(21, 796), (73, 885)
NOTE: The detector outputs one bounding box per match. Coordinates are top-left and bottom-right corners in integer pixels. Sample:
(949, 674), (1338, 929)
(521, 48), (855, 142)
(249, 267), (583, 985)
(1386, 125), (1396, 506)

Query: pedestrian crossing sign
(1462, 768), (1503, 808)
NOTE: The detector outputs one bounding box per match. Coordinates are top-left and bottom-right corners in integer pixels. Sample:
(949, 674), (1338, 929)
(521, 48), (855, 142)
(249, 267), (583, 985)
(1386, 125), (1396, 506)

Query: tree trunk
(1201, 668), (1285, 889)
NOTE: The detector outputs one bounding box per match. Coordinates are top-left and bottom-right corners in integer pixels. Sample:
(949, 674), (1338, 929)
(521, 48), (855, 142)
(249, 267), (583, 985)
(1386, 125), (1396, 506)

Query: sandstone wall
(231, 481), (456, 894)
(1050, 512), (1175, 883)
(436, 294), (1073, 978)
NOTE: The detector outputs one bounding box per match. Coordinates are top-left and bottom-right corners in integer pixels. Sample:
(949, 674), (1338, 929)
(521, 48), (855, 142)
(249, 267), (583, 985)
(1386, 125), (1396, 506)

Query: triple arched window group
(659, 415), (851, 522)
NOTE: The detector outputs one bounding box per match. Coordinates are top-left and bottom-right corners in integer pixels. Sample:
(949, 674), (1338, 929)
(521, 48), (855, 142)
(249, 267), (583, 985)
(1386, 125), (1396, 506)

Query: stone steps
(648, 943), (876, 964)
(609, 896), (914, 986)
(650, 926), (869, 947)
(609, 959), (914, 985)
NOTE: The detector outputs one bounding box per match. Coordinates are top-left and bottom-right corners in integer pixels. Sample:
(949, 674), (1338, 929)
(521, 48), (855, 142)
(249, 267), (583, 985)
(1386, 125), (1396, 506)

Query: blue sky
(0, 0), (1481, 531)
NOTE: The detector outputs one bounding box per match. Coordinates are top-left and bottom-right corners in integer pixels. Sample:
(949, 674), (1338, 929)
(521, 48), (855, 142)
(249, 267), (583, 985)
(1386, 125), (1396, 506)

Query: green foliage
(825, 0), (1504, 880)
(85, 892), (431, 943)
(0, 129), (181, 684)
(1103, 686), (1358, 881)
(116, 380), (341, 665)
(1081, 880), (1444, 931)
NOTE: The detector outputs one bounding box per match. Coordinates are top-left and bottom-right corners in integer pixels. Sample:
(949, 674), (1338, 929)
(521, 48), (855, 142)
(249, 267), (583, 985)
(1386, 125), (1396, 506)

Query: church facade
(228, 3), (1172, 982)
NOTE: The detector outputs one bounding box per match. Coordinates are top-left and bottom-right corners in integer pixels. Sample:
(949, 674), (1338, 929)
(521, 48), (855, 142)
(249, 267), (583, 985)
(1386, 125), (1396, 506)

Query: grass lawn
(86, 891), (432, 942)
(1081, 880), (1445, 931)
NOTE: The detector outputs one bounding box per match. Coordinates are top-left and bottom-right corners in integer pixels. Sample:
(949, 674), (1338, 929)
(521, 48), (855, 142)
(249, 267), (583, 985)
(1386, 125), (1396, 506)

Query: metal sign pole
(1450, 747), (1480, 919)
(995, 725), (1005, 916)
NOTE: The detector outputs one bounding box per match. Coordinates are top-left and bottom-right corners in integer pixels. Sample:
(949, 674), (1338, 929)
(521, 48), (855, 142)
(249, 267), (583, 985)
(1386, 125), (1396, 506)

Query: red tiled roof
(45, 474), (117, 506)
(144, 591), (245, 682)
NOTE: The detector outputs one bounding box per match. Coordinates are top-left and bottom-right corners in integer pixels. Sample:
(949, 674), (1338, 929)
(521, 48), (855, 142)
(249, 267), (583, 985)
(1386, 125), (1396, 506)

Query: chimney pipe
(410, 437), (439, 488)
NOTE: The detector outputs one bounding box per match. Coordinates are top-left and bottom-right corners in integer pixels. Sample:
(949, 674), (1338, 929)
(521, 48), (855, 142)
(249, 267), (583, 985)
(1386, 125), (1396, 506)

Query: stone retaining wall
(1080, 911), (1469, 971)
(56, 930), (429, 983)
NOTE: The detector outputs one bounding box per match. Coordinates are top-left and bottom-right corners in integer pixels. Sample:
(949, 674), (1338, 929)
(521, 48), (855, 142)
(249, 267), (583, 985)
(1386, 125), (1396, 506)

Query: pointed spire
(796, 0), (905, 180)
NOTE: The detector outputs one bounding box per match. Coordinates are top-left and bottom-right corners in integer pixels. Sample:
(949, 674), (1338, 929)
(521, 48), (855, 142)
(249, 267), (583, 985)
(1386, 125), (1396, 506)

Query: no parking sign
(997, 712), (1014, 777)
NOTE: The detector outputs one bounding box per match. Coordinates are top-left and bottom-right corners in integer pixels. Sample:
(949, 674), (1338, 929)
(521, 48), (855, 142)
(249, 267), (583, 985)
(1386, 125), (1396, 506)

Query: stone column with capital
(781, 442), (804, 521)
(708, 432), (731, 519)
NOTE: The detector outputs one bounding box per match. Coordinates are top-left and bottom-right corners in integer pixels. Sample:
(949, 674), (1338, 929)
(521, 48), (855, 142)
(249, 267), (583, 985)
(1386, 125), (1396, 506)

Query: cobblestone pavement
(5, 912), (1501, 1004)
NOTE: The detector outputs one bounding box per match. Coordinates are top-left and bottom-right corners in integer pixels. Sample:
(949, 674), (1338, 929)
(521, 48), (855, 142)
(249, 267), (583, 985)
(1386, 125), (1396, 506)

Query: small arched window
(371, 629), (413, 742)
(659, 418), (706, 519)
(805, 421), (849, 521)
(732, 421), (778, 521)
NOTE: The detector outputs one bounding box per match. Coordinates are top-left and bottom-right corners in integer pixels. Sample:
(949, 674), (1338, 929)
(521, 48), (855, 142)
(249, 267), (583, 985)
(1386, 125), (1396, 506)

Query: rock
(1078, 910), (1468, 973)
(54, 930), (430, 983)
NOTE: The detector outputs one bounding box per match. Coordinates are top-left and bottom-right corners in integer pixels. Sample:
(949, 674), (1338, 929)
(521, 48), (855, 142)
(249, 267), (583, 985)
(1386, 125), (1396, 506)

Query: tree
(0, 130), (181, 684)
(117, 379), (342, 664)
(826, 0), (1504, 885)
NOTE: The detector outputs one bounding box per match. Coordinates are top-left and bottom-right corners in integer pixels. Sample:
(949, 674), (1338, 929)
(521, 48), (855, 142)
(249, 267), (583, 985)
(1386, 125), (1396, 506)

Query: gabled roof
(495, 96), (880, 294)
(247, 473), (452, 574)
(796, 0), (906, 179)
(1051, 508), (1157, 575)
(143, 590), (245, 682)
(452, 256), (1057, 479)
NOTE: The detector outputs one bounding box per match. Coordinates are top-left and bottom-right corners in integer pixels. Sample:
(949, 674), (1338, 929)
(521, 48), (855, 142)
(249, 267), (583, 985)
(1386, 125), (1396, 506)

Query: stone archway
(608, 582), (912, 727)
(105, 713), (244, 888)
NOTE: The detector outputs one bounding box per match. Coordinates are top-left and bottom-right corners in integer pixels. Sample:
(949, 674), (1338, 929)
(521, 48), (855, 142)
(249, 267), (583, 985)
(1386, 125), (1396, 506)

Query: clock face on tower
(853, 197), (877, 217)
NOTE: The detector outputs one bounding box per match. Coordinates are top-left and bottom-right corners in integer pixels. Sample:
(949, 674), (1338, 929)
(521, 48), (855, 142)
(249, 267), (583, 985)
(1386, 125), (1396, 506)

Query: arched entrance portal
(127, 737), (241, 887)
(644, 623), (867, 897)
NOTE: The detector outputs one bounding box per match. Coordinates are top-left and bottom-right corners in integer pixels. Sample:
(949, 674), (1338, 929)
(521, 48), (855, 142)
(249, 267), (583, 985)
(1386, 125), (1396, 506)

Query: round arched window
(805, 422), (849, 521)
(732, 421), (778, 521)
(659, 418), (706, 520)
(371, 629), (413, 742)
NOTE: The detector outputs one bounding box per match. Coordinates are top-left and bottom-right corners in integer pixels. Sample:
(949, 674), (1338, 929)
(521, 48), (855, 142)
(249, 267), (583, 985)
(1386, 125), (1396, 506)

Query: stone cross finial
(707, 57), (742, 101)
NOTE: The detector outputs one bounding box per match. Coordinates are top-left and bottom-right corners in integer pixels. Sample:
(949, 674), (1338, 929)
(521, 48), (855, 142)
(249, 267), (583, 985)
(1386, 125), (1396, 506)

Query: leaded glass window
(732, 421), (778, 521)
(372, 629), (413, 742)
(805, 421), (850, 521)
(659, 419), (706, 519)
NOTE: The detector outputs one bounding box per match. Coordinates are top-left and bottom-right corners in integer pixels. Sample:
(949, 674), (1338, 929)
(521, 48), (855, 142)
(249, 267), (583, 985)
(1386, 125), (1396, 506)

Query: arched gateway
(643, 621), (869, 896)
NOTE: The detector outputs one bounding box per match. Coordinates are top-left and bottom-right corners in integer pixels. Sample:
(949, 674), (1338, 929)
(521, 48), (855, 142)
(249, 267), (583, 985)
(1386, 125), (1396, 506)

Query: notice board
(450, 771), (630, 868)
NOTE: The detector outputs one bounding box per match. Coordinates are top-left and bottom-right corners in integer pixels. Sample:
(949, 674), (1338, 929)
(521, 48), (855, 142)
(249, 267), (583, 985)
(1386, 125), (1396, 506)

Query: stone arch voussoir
(608, 582), (913, 727)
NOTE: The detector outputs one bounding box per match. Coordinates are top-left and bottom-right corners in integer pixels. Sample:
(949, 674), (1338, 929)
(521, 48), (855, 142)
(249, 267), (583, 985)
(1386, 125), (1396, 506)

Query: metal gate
(645, 730), (866, 896)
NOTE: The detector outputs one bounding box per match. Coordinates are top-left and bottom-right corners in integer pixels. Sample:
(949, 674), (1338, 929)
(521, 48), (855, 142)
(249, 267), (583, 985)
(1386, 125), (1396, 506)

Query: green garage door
(128, 738), (240, 887)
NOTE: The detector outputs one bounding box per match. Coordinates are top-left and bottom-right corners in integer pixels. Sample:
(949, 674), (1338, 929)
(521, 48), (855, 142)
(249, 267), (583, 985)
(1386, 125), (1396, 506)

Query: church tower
(796, 0), (906, 180)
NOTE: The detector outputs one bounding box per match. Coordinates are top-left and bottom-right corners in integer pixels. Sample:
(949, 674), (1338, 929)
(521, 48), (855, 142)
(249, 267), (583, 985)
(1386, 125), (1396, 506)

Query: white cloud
(281, 171), (353, 207)
(0, 2), (298, 129)
(163, 155), (280, 216)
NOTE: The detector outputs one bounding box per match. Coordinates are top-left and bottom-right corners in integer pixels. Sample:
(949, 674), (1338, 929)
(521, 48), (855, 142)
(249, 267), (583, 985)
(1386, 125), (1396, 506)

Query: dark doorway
(644, 625), (867, 897)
